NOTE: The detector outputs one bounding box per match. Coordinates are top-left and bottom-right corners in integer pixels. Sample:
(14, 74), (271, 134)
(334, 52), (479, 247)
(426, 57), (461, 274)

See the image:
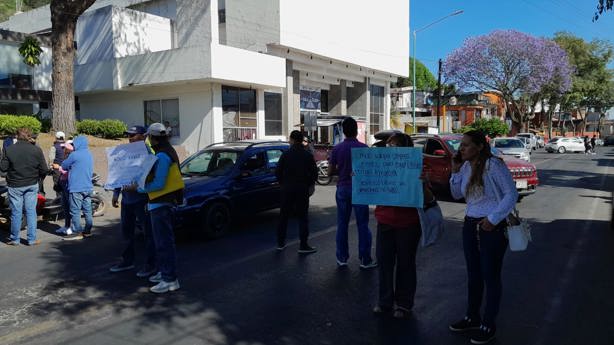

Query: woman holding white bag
(448, 130), (518, 345)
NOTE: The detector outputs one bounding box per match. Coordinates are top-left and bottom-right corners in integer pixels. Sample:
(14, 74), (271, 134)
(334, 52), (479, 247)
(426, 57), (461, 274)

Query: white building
(0, 29), (52, 116)
(1, 0), (409, 153)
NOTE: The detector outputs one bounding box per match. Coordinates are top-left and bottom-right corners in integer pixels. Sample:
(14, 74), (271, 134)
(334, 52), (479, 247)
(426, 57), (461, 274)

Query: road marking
(533, 156), (611, 345)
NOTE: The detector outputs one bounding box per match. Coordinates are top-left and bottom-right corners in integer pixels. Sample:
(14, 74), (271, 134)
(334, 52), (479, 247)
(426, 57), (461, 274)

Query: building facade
(1, 0), (409, 153)
(0, 29), (52, 116)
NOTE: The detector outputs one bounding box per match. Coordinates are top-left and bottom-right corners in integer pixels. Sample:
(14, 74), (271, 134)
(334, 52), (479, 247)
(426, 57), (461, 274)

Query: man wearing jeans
(328, 117), (377, 269)
(59, 136), (94, 241)
(0, 128), (48, 246)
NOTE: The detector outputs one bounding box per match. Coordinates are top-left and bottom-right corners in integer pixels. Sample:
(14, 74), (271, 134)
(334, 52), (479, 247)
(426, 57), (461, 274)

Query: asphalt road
(0, 147), (612, 345)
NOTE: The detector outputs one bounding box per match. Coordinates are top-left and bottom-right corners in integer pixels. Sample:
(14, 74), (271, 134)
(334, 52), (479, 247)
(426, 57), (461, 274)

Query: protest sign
(351, 147), (423, 207)
(105, 141), (157, 190)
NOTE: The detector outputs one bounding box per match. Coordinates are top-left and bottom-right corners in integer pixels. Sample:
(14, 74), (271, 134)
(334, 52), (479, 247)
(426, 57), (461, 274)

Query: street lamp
(412, 9), (463, 133)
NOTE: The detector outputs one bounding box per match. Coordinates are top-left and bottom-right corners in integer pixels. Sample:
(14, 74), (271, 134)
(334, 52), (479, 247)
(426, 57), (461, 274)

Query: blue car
(177, 141), (290, 238)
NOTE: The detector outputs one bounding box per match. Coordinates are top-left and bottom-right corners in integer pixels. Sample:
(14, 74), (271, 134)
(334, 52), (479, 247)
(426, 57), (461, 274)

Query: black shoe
(298, 245), (317, 254)
(470, 325), (496, 344)
(449, 316), (481, 332)
(276, 241), (287, 251)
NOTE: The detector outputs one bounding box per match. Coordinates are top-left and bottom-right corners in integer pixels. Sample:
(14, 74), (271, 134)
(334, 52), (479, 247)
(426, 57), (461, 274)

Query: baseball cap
(125, 125), (147, 135)
(146, 122), (167, 137)
(55, 131), (65, 139)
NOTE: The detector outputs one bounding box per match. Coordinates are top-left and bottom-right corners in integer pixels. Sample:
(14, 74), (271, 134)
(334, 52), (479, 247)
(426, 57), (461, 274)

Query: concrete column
(211, 83), (223, 143)
(328, 80), (347, 116)
(347, 77), (370, 141)
(282, 60), (300, 137)
(256, 88), (265, 138)
(384, 82), (391, 130)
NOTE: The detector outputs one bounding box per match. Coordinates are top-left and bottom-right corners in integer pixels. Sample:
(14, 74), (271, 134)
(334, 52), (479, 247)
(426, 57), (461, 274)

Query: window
(223, 86), (257, 141)
(369, 84), (384, 135)
(425, 139), (445, 155)
(266, 149), (283, 165)
(181, 150), (239, 177)
(264, 92), (282, 136)
(144, 99), (180, 136)
(240, 153), (267, 176)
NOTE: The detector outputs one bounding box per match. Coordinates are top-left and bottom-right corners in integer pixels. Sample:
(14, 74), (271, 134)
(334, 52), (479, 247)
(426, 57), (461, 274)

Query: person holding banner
(109, 125), (157, 278)
(372, 133), (434, 319)
(448, 130), (517, 345)
(329, 117), (376, 269)
(134, 123), (184, 294)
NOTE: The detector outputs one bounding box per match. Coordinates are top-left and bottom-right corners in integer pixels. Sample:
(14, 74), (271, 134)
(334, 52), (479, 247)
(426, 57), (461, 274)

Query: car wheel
(558, 146), (566, 154)
(203, 201), (231, 239)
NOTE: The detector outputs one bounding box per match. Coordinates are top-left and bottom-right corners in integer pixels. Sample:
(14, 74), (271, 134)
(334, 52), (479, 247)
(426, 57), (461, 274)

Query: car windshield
(181, 150), (241, 177)
(495, 139), (524, 148)
(445, 139), (461, 152)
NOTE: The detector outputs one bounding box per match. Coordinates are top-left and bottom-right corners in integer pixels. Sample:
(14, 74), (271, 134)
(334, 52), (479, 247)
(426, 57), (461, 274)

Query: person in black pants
(275, 130), (318, 254)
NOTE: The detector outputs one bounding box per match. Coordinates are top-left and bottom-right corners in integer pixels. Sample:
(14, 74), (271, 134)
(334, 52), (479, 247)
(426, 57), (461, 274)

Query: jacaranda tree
(444, 30), (572, 132)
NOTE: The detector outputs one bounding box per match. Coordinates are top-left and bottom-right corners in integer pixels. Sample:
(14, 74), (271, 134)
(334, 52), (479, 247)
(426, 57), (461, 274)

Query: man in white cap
(49, 131), (66, 194)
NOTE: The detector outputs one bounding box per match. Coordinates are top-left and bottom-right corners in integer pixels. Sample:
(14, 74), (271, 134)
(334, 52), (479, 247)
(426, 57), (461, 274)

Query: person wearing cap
(129, 123), (184, 293)
(0, 128), (48, 246)
(53, 140), (74, 235)
(275, 130), (318, 254)
(60, 135), (94, 241)
(109, 125), (157, 278)
(49, 131), (66, 196)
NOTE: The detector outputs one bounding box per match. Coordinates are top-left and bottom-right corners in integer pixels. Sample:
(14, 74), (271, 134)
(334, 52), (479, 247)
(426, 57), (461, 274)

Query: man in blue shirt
(329, 117), (376, 269)
(109, 126), (157, 278)
(60, 135), (94, 241)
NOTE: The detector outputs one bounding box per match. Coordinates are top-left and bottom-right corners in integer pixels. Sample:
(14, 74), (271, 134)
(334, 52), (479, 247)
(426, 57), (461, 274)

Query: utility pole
(436, 58), (442, 132)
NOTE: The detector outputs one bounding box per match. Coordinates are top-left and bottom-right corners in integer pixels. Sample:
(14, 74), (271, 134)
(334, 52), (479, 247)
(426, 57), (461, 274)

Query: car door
(262, 148), (286, 209)
(423, 138), (449, 187)
(231, 151), (272, 213)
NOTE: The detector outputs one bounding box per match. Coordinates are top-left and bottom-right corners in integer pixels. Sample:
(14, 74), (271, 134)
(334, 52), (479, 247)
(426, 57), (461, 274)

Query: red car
(373, 131), (538, 199)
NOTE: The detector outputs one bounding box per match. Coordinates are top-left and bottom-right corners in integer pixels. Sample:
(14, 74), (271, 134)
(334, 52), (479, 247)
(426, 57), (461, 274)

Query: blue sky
(411, 0), (614, 75)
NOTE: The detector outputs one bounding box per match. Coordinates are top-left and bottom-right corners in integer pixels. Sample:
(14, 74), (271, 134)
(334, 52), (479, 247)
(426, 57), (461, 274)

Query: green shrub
(0, 115), (42, 136)
(457, 118), (509, 137)
(77, 119), (127, 139)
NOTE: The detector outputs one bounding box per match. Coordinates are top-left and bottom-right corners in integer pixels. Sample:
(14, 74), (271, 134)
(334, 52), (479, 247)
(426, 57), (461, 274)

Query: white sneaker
(55, 227), (71, 235)
(149, 272), (162, 283)
(149, 280), (180, 293)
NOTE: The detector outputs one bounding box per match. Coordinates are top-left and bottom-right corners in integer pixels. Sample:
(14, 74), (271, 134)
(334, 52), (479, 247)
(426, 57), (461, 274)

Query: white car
(493, 137), (531, 162)
(516, 136), (532, 150)
(536, 135), (545, 148)
(545, 137), (585, 153)
(517, 133), (537, 150)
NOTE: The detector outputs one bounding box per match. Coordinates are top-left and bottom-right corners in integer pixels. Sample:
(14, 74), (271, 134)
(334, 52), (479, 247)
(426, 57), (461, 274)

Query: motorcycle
(0, 173), (107, 227)
(316, 160), (333, 186)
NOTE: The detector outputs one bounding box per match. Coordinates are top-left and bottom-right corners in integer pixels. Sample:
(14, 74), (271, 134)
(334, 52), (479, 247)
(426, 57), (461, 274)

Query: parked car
(516, 136), (532, 150)
(604, 136), (614, 146)
(492, 137), (531, 162)
(516, 133), (537, 150)
(545, 137), (585, 153)
(372, 132), (538, 198)
(176, 141), (290, 238)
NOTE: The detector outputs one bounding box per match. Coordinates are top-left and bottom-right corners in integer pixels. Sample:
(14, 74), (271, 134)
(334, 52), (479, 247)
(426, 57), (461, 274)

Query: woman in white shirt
(448, 130), (518, 345)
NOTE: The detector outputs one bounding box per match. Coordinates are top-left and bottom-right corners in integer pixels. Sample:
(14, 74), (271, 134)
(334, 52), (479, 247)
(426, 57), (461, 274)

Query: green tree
(553, 32), (614, 134)
(18, 36), (42, 67)
(457, 118), (509, 138)
(594, 0), (613, 20)
(394, 58), (437, 91)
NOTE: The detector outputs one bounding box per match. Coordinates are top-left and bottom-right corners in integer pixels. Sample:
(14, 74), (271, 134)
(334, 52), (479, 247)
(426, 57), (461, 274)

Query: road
(0, 147), (612, 345)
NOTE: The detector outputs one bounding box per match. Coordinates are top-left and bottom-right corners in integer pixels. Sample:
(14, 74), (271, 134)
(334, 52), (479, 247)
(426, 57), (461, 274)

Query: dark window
(320, 90), (329, 113)
(223, 86), (258, 141)
(144, 99), (180, 136)
(265, 92), (282, 136)
(241, 153), (267, 176)
(425, 139), (445, 155)
(369, 84), (385, 135)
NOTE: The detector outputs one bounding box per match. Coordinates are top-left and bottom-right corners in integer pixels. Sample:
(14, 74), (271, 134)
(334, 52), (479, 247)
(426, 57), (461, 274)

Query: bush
(457, 118), (509, 138)
(0, 115), (42, 136)
(77, 119), (127, 139)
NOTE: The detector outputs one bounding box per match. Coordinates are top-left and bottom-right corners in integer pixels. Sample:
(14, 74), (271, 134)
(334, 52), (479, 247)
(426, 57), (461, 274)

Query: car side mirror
(433, 149), (446, 156)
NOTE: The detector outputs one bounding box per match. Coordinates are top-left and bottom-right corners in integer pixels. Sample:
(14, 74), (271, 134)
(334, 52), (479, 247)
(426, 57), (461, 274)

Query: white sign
(105, 141), (157, 190)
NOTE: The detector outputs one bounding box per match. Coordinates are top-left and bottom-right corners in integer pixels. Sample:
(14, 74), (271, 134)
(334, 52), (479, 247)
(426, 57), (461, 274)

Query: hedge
(0, 115), (42, 136)
(77, 119), (127, 139)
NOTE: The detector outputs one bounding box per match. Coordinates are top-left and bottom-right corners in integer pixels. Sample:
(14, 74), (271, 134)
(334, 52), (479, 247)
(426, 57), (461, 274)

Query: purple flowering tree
(444, 30), (572, 132)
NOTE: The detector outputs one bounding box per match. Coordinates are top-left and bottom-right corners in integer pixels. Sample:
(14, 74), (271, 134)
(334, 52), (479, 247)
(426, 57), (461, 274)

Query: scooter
(316, 160), (333, 185)
(0, 173), (107, 227)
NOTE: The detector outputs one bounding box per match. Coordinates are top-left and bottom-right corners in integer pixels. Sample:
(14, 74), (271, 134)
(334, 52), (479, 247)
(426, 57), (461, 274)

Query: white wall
(129, 0), (177, 20)
(76, 6), (172, 65)
(224, 0), (279, 52)
(32, 46), (52, 91)
(279, 0), (409, 77)
(79, 83), (215, 154)
(210, 44), (285, 88)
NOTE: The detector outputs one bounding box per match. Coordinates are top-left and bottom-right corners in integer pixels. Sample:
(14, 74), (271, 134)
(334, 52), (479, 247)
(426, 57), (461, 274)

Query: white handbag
(418, 200), (445, 247)
(486, 161), (532, 252)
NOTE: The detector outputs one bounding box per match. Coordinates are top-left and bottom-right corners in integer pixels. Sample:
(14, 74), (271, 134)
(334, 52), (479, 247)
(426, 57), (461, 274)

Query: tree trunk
(50, 0), (97, 135)
(50, 17), (77, 134)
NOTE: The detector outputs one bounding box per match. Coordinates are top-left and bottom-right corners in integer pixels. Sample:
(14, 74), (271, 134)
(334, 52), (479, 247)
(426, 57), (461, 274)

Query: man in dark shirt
(329, 117), (377, 269)
(275, 130), (318, 254)
(0, 128), (48, 246)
